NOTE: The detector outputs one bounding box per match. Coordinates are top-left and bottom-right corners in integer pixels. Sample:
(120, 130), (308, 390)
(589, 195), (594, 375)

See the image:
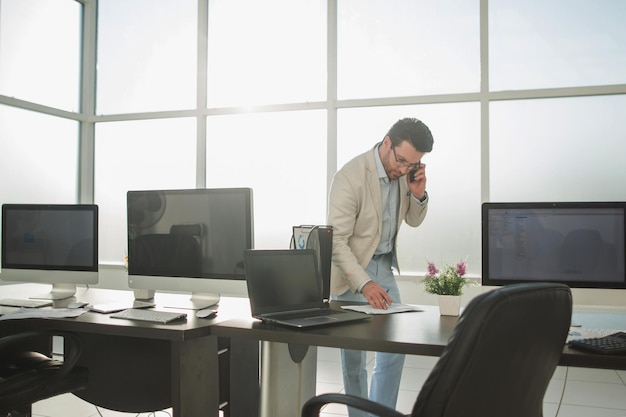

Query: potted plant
(422, 259), (471, 316)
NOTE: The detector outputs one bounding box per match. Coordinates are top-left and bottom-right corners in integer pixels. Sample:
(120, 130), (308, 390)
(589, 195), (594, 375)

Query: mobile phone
(409, 161), (421, 183)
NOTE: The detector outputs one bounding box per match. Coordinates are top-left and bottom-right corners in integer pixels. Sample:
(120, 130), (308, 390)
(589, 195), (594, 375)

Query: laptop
(244, 249), (369, 328)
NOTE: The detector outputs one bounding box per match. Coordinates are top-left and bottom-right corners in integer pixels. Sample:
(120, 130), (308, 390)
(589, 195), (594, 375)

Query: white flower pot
(438, 295), (461, 316)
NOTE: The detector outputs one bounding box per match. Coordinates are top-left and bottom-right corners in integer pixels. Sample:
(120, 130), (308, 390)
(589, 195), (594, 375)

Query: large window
(490, 0), (626, 90)
(0, 0), (81, 111)
(96, 0), (197, 114)
(0, 105), (79, 204)
(1, 0), (625, 279)
(337, 0), (480, 99)
(490, 95), (626, 202)
(207, 0), (327, 107)
(94, 118), (197, 264)
(206, 110), (327, 248)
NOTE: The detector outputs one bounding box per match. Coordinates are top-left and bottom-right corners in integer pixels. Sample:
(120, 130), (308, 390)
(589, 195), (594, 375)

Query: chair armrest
(301, 393), (407, 417)
(0, 330), (87, 414)
(0, 330), (82, 379)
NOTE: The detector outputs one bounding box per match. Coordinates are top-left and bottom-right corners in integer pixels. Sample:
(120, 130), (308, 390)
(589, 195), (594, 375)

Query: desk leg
(171, 336), (220, 417)
(224, 337), (260, 417)
(260, 341), (316, 417)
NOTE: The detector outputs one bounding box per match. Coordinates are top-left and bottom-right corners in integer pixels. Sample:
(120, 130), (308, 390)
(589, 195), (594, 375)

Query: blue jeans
(332, 253), (405, 417)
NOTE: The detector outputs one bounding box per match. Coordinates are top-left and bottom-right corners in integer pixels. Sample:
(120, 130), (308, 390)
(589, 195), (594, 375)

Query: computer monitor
(1, 204), (99, 299)
(127, 187), (254, 309)
(482, 202), (626, 288)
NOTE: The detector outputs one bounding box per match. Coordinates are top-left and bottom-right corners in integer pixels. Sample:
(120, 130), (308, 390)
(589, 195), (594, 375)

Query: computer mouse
(68, 301), (89, 309)
(195, 309), (217, 319)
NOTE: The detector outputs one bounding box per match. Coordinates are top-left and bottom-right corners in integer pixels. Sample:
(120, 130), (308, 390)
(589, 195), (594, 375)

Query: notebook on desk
(243, 249), (369, 328)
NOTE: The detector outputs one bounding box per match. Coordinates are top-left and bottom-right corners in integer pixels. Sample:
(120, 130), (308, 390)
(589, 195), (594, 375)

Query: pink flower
(423, 259), (470, 296)
(455, 261), (466, 276)
(426, 261), (439, 277)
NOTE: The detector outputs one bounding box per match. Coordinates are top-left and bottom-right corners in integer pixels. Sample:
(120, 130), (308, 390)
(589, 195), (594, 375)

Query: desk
(213, 302), (626, 368)
(212, 304), (455, 417)
(4, 284), (626, 417)
(0, 284), (259, 417)
(214, 304), (452, 354)
(212, 301), (626, 416)
(562, 310), (626, 370)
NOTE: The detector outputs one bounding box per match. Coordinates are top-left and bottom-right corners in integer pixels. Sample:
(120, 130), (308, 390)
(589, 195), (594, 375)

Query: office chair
(0, 330), (88, 417)
(302, 282), (572, 417)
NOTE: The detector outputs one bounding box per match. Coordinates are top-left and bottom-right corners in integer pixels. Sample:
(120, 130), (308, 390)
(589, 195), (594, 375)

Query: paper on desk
(0, 308), (88, 320)
(341, 303), (423, 315)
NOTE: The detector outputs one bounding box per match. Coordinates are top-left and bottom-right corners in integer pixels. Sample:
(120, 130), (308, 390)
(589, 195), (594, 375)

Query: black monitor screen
(127, 188), (254, 280)
(2, 204), (98, 272)
(482, 202), (626, 288)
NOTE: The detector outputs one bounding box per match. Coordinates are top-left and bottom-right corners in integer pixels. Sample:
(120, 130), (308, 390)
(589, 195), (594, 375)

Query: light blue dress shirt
(374, 144), (399, 256)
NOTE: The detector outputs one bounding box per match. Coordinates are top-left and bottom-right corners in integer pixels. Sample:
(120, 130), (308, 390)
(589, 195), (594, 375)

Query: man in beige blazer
(328, 118), (434, 417)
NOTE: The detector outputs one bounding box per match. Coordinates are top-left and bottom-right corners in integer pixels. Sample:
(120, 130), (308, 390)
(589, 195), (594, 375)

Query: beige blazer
(327, 145), (428, 295)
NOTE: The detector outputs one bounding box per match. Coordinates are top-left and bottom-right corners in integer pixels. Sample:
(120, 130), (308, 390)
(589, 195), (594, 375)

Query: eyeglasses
(391, 146), (421, 171)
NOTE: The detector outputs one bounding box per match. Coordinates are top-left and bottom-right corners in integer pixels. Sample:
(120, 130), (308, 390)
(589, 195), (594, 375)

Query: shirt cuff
(412, 190), (428, 205)
(357, 279), (372, 294)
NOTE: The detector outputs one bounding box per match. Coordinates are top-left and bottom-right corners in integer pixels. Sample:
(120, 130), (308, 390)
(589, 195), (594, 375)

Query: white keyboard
(110, 308), (187, 324)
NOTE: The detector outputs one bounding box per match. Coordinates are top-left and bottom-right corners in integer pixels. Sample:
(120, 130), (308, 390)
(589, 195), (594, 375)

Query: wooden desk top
(0, 283), (248, 341)
(4, 283), (626, 370)
(213, 300), (626, 370)
(212, 302), (456, 356)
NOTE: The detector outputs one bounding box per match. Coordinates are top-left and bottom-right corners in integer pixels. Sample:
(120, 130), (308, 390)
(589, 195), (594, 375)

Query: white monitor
(127, 187), (254, 310)
(1, 204), (99, 299)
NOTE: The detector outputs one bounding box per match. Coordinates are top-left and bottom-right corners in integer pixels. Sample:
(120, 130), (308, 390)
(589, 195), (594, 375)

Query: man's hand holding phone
(408, 161), (427, 201)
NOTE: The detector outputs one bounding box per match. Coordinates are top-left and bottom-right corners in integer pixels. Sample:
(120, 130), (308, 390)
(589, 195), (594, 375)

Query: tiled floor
(32, 346), (626, 417)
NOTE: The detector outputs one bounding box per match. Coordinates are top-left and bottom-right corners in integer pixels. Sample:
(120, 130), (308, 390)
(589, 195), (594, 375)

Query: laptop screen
(244, 249), (323, 315)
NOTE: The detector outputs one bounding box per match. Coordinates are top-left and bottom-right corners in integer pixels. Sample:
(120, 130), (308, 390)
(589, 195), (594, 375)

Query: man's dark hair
(386, 118), (434, 153)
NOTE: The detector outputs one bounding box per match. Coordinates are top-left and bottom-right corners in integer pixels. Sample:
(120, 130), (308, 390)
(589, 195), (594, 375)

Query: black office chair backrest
(0, 330), (88, 415)
(412, 282), (572, 417)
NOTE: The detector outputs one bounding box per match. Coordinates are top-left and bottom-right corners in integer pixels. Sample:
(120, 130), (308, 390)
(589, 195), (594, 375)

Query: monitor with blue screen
(1, 204), (99, 299)
(482, 202), (626, 288)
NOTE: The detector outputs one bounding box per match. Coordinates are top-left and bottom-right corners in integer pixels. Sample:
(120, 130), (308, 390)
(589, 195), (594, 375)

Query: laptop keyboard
(267, 308), (344, 321)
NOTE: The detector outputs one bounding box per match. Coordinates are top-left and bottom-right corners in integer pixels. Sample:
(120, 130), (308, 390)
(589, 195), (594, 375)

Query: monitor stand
(132, 288), (156, 300)
(30, 283), (77, 300)
(162, 292), (220, 310)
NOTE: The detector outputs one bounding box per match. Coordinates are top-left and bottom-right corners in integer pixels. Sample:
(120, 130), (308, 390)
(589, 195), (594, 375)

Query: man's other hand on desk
(362, 281), (392, 309)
